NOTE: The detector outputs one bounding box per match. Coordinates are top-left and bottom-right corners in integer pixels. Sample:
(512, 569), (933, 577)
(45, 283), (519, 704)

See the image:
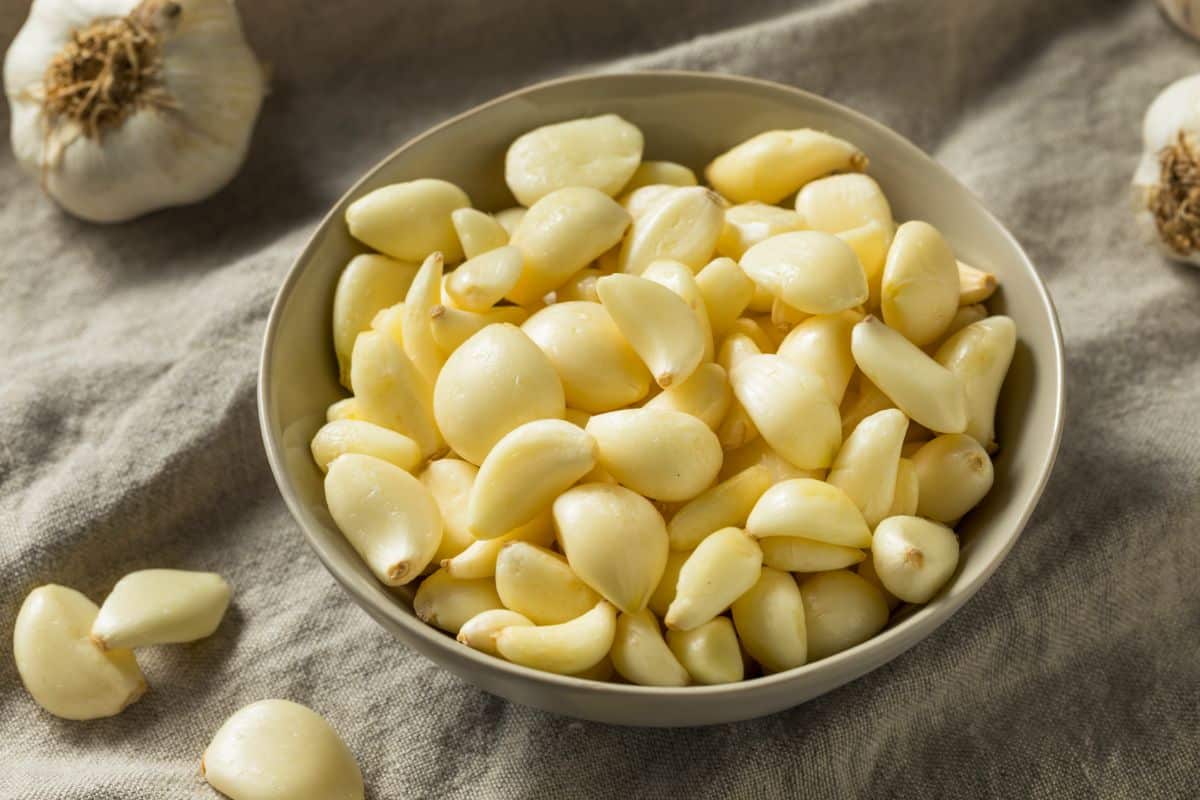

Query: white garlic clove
(346, 179), (470, 263)
(611, 608), (691, 687)
(428, 303), (529, 356)
(956, 260), (998, 305)
(826, 408), (908, 528)
(552, 483), (669, 614)
(494, 542), (600, 625)
(880, 221), (960, 346)
(621, 160), (698, 193)
(716, 202), (807, 260)
(332, 255), (418, 388)
(91, 570), (230, 650)
(555, 268), (603, 303)
(596, 272), (707, 389)
(369, 302), (405, 347)
(835, 221), (891, 312)
(451, 208), (509, 260)
(401, 252), (447, 384)
(202, 699), (363, 800)
(717, 330), (763, 371)
(432, 323), (565, 465)
(419, 458), (479, 564)
(704, 129), (868, 205)
(618, 186), (725, 275)
(668, 465), (772, 551)
(856, 557), (902, 611)
(324, 453), (443, 586)
(620, 184), (679, 221)
(325, 398), (361, 424)
(644, 362), (732, 430)
(647, 549), (692, 618)
(794, 173), (894, 237)
(740, 231), (869, 315)
(695, 257), (757, 337)
(730, 567), (808, 673)
(505, 115), (644, 206)
(441, 512), (554, 580)
(664, 527), (762, 631)
(444, 246), (523, 312)
(493, 206), (528, 236)
(311, 420), (422, 474)
(886, 457), (920, 518)
(838, 372), (895, 439)
(759, 537), (865, 572)
(799, 570), (889, 661)
(770, 296), (811, 330)
(666, 616), (744, 685)
(349, 329), (443, 458)
(642, 259), (716, 362)
(935, 316), (1017, 449)
(412, 568), (503, 635)
(745, 478), (872, 548)
(730, 354), (842, 470)
(850, 315), (967, 434)
(872, 516), (959, 604)
(14, 585), (146, 720)
(586, 408), (722, 502)
(494, 600), (617, 675)
(911, 434), (995, 523)
(719, 438), (824, 484)
(457, 609), (534, 656)
(776, 310), (862, 404)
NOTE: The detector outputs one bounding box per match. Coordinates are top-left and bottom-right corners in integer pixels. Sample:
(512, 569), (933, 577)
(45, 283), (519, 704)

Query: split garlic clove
(324, 454), (443, 586)
(332, 255), (418, 388)
(451, 208), (509, 260)
(666, 616), (744, 685)
(776, 310), (862, 404)
(872, 516), (959, 604)
(508, 187), (631, 305)
(467, 419), (597, 538)
(521, 301), (651, 413)
(310, 420), (422, 474)
(621, 160), (698, 193)
(759, 537), (865, 572)
(494, 600), (618, 675)
(457, 609), (534, 656)
(668, 465), (772, 551)
(617, 186), (725, 275)
(642, 259), (716, 362)
(696, 257), (757, 337)
(596, 273), (706, 388)
(505, 114), (644, 206)
(886, 457), (920, 518)
(704, 129), (868, 205)
(91, 570), (231, 650)
(346, 179), (470, 263)
(730, 567), (808, 673)
(647, 549), (692, 618)
(799, 570), (890, 662)
(552, 483), (669, 614)
(412, 568), (503, 635)
(935, 316), (1017, 449)
(202, 699), (363, 800)
(428, 303), (529, 355)
(644, 362), (732, 430)
(720, 438), (824, 484)
(880, 221), (960, 346)
(444, 246), (523, 312)
(957, 260), (998, 305)
(664, 527), (762, 631)
(611, 608), (691, 687)
(349, 329), (443, 458)
(432, 323), (565, 465)
(494, 542), (600, 625)
(745, 478), (872, 548)
(740, 231), (869, 315)
(401, 252), (447, 384)
(441, 512), (554, 580)
(419, 458), (479, 564)
(555, 268), (603, 303)
(850, 315), (968, 434)
(729, 354), (842, 470)
(836, 221), (891, 312)
(14, 585), (146, 720)
(716, 202), (807, 260)
(911, 434), (995, 523)
(826, 408), (908, 528)
(586, 407), (723, 502)
(794, 173), (895, 237)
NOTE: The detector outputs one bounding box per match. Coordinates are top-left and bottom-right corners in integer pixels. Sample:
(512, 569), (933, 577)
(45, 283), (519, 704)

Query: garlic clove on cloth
(5, 0), (266, 223)
(1133, 73), (1200, 266)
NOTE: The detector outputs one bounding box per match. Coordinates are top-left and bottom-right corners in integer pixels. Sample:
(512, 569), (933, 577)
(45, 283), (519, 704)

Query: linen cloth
(2, 0), (1198, 797)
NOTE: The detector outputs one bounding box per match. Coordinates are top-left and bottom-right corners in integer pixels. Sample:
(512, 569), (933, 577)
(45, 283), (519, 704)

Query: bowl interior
(260, 72), (1063, 725)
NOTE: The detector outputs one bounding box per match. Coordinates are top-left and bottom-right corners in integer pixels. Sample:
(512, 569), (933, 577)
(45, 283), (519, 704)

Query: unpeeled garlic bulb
(91, 569), (230, 650)
(1133, 73), (1200, 266)
(6, 0), (265, 222)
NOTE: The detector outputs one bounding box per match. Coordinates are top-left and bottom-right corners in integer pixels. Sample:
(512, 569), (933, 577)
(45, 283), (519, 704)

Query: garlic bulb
(1133, 73), (1200, 266)
(5, 0), (265, 222)
(1158, 1), (1200, 40)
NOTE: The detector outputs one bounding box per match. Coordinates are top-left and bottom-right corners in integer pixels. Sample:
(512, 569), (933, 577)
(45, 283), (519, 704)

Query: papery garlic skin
(1133, 73), (1200, 266)
(6, 0), (266, 223)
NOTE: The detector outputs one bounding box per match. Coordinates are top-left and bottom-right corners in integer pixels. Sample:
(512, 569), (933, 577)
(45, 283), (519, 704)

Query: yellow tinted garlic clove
(886, 457), (920, 518)
(911, 434), (995, 523)
(730, 567), (807, 673)
(420, 459), (479, 564)
(311, 420), (422, 474)
(401, 252), (447, 384)
(645, 362), (732, 430)
(929, 304), (989, 353)
(611, 609), (691, 687)
(618, 186), (725, 274)
(704, 129), (868, 205)
(719, 438), (823, 483)
(957, 260), (998, 305)
(696, 257), (757, 337)
(91, 570), (230, 650)
(838, 372), (895, 439)
(880, 221), (960, 346)
(621, 160), (698, 193)
(668, 465), (772, 551)
(745, 478), (872, 548)
(346, 179), (469, 263)
(495, 542), (600, 625)
(332, 254), (418, 388)
(413, 569), (502, 634)
(457, 609), (534, 656)
(740, 231), (868, 314)
(451, 208), (509, 260)
(794, 173), (894, 236)
(827, 408), (908, 528)
(730, 354), (842, 470)
(776, 310), (861, 404)
(647, 549), (691, 618)
(935, 316), (1017, 449)
(555, 268), (603, 303)
(349, 330), (442, 458)
(836, 221), (891, 312)
(665, 528), (762, 631)
(596, 273), (706, 388)
(799, 571), (889, 661)
(856, 557), (901, 610)
(666, 617), (744, 685)
(620, 184), (678, 220)
(326, 397), (361, 423)
(494, 600), (618, 675)
(642, 259), (716, 362)
(441, 512), (554, 579)
(505, 115), (644, 206)
(428, 303), (529, 355)
(716, 202), (807, 259)
(586, 408), (722, 502)
(494, 206), (527, 236)
(444, 246), (523, 312)
(759, 537), (865, 572)
(872, 516), (959, 604)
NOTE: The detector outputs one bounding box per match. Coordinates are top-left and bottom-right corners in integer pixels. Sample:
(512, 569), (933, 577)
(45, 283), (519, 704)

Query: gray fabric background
(2, 0), (1198, 797)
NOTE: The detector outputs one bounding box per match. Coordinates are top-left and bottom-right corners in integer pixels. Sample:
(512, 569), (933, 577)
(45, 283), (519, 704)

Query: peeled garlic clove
(508, 187), (631, 305)
(311, 420), (421, 474)
(886, 457), (920, 518)
(730, 567), (808, 673)
(202, 699), (363, 800)
(665, 527), (762, 631)
(872, 516), (959, 604)
(647, 549), (691, 618)
(494, 600), (617, 675)
(856, 557), (901, 610)
(14, 585), (145, 720)
(851, 316), (967, 434)
(621, 184), (679, 220)
(912, 434), (995, 523)
(346, 179), (470, 263)
(621, 160), (698, 193)
(836, 221), (891, 312)
(740, 231), (868, 315)
(433, 323), (564, 465)
(880, 221), (960, 346)
(795, 173), (894, 236)
(400, 252), (447, 384)
(716, 202), (807, 259)
(770, 297), (810, 330)
(930, 304), (989, 354)
(745, 478), (872, 548)
(668, 465), (772, 551)
(760, 537), (865, 572)
(611, 608), (691, 687)
(957, 260), (997, 305)
(586, 408), (722, 502)
(444, 246), (523, 312)
(428, 303), (529, 355)
(730, 354), (842, 470)
(552, 483), (669, 614)
(494, 206), (527, 236)
(839, 372), (895, 438)
(618, 186), (724, 274)
(666, 616), (744, 685)
(441, 512), (553, 579)
(91, 570), (230, 650)
(333, 255), (418, 387)
(505, 115), (644, 206)
(556, 268), (603, 303)
(696, 257), (756, 337)
(716, 401), (760, 451)
(704, 129), (868, 204)
(324, 454), (442, 586)
(776, 310), (861, 404)
(720, 438), (823, 484)
(521, 301), (651, 413)
(642, 259), (716, 362)
(799, 570), (889, 661)
(420, 458), (479, 564)
(827, 408), (908, 528)
(495, 542), (600, 625)
(451, 208), (509, 260)
(413, 568), (502, 634)
(717, 330), (763, 371)
(596, 273), (706, 388)
(935, 316), (1017, 449)
(350, 330), (443, 458)
(748, 284), (775, 313)
(326, 397), (361, 423)
(645, 362), (732, 430)
(457, 609), (534, 656)
(468, 419), (597, 538)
